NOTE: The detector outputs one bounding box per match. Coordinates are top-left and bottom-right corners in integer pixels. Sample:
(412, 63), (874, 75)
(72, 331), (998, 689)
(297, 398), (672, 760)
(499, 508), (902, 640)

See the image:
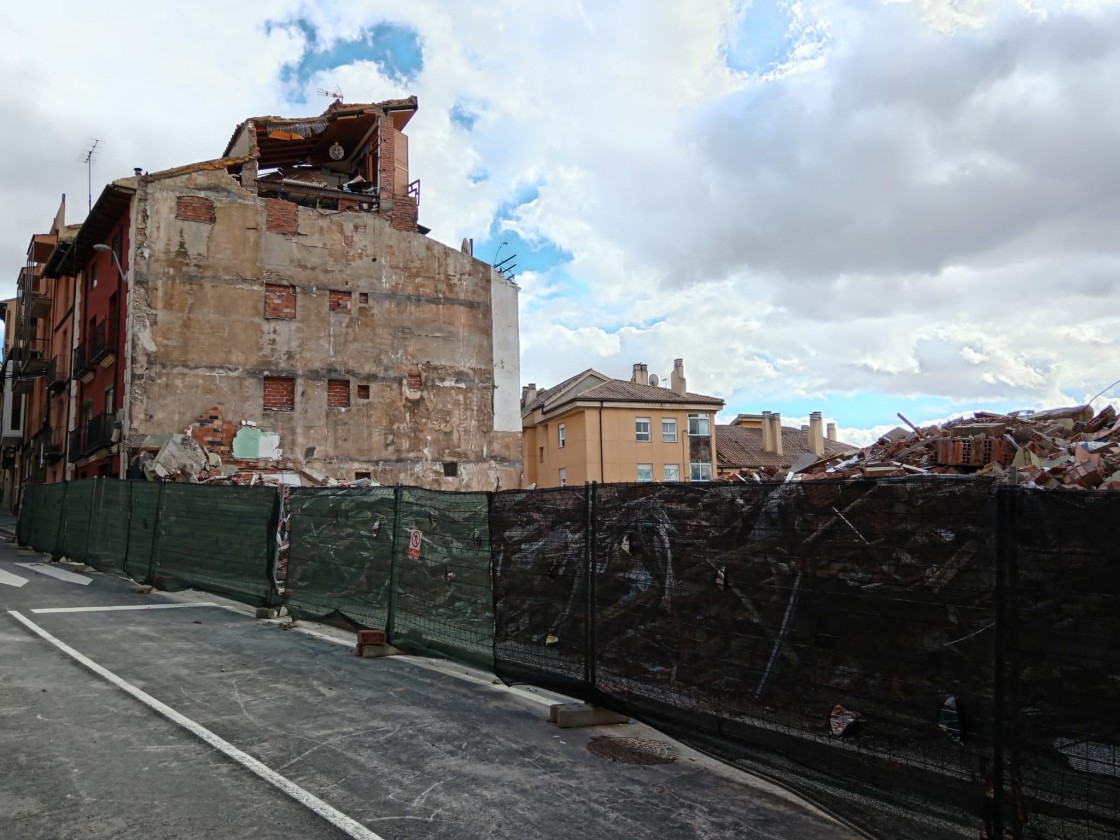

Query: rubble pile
(797, 404), (1120, 489)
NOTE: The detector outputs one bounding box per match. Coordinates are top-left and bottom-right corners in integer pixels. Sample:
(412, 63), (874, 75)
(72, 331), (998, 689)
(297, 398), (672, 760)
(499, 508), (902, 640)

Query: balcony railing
(14, 338), (48, 377)
(85, 412), (113, 455)
(89, 318), (119, 366)
(68, 428), (83, 463)
(72, 344), (95, 383)
(47, 356), (69, 393)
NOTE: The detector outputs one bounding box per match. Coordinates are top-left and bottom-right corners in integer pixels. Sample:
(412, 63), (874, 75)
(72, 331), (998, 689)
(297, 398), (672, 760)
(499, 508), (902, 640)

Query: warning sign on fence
(408, 529), (422, 559)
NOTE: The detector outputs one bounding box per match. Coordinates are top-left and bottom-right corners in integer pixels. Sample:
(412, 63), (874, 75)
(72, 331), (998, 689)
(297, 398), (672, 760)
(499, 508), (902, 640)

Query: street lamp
(92, 243), (126, 282)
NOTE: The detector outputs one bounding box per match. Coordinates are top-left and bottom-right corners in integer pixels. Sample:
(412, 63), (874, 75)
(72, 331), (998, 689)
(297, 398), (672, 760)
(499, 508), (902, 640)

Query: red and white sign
(407, 529), (423, 559)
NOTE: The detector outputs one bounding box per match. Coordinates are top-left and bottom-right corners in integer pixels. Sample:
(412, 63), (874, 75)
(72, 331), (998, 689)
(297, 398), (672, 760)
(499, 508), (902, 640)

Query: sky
(3, 0), (1120, 446)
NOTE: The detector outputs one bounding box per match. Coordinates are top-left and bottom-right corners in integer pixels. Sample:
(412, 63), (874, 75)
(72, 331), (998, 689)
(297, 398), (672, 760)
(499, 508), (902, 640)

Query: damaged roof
(43, 181), (136, 278)
(717, 424), (858, 470)
(222, 96), (419, 172)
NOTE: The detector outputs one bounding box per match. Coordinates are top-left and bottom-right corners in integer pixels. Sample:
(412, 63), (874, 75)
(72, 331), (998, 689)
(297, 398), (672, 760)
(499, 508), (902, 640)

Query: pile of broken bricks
(798, 403), (1120, 490)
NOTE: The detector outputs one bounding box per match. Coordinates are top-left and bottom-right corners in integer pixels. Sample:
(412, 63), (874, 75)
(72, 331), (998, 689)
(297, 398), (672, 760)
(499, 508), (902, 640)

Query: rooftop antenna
(83, 139), (100, 212)
(317, 85), (344, 104)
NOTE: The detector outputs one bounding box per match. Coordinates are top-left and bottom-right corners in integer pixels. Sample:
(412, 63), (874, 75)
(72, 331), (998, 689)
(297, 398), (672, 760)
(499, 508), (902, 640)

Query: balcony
(46, 356), (69, 394)
(89, 317), (119, 367)
(72, 344), (95, 384)
(68, 428), (83, 463)
(13, 338), (48, 378)
(41, 427), (64, 463)
(85, 412), (114, 455)
(28, 291), (51, 319)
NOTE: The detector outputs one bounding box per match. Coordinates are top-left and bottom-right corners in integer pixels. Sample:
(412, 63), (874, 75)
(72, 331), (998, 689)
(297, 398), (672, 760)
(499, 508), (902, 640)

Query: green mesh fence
(22, 482), (67, 556)
(58, 480), (96, 563)
(391, 487), (493, 668)
(15, 483), (33, 546)
(85, 480), (132, 575)
(286, 487), (397, 629)
(152, 483), (278, 607)
(124, 482), (161, 583)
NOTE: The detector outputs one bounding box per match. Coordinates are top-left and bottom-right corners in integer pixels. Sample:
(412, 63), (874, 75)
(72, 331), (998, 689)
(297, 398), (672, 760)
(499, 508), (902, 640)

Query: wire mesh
(286, 486), (397, 629)
(391, 487), (493, 668)
(58, 479), (96, 563)
(492, 485), (589, 691)
(85, 479), (131, 575)
(124, 482), (161, 583)
(152, 483), (278, 607)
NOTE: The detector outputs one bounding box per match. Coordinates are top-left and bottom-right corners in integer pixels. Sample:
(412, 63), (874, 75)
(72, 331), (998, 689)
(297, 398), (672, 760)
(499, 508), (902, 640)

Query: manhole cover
(587, 736), (678, 765)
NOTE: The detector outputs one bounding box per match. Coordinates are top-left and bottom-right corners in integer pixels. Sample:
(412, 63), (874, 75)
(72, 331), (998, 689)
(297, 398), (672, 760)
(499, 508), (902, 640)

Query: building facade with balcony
(521, 359), (723, 488)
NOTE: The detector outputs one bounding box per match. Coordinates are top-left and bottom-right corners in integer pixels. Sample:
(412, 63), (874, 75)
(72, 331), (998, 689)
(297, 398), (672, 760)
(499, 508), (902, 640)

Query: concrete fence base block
(17, 548), (42, 557)
(355, 643), (400, 658)
(256, 608), (279, 619)
(549, 703), (631, 729)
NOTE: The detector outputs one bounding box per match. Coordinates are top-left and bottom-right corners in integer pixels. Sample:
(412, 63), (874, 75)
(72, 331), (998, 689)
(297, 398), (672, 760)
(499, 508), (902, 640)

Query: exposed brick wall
(264, 284), (296, 319)
(329, 290), (352, 313)
(327, 379), (351, 408)
(191, 406), (235, 452)
(263, 376), (295, 411)
(388, 195), (418, 232)
(176, 195), (216, 224)
(265, 198), (298, 235)
(357, 384), (370, 400)
(358, 292), (369, 305)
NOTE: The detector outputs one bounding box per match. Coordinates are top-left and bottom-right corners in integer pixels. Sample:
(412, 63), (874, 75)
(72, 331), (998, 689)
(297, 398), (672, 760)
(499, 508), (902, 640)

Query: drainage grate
(587, 736), (679, 765)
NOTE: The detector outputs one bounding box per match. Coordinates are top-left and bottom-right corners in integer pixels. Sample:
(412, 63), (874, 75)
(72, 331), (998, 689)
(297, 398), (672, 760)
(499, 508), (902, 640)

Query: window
(357, 384), (370, 399)
(407, 372), (422, 389)
(690, 461), (712, 481)
(355, 471), (372, 480)
(329, 290), (352, 312)
(263, 376), (295, 411)
(559, 468), (567, 487)
(443, 462), (459, 478)
(636, 464), (654, 483)
(90, 262), (98, 289)
(265, 284), (296, 319)
(688, 414), (711, 437)
(635, 417), (651, 442)
(358, 292), (369, 305)
(664, 464), (680, 482)
(558, 423), (566, 448)
(327, 379), (351, 408)
(662, 418), (677, 442)
(104, 384), (115, 414)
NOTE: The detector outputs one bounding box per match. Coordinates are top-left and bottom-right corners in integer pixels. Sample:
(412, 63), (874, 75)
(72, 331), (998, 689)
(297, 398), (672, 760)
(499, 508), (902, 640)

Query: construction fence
(16, 476), (1120, 840)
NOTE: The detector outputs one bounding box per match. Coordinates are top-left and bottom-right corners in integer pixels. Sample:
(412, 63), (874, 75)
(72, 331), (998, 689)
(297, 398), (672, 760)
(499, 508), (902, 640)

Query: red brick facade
(265, 198), (298, 234)
(264, 283), (296, 319)
(329, 290), (352, 313)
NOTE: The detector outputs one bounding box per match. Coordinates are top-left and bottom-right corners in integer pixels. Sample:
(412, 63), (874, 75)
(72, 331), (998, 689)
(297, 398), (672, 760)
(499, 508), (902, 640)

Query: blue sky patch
(269, 17), (423, 93)
(725, 0), (795, 74)
(450, 102), (479, 131)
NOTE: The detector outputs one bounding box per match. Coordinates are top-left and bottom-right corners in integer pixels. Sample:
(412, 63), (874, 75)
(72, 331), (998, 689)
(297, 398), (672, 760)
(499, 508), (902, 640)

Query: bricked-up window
(407, 372), (422, 389)
(443, 462), (458, 478)
(176, 195), (216, 224)
(327, 379), (351, 408)
(263, 376), (295, 411)
(264, 284), (296, 319)
(357, 384), (370, 399)
(358, 292), (369, 304)
(329, 290), (352, 313)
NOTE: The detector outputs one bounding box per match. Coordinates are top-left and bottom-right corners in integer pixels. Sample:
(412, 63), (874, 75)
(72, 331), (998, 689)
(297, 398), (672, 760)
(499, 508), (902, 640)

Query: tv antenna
(83, 139), (100, 212)
(317, 85), (344, 103)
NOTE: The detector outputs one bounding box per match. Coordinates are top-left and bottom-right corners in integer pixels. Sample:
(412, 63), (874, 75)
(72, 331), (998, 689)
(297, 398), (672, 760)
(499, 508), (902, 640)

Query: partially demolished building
(2, 97), (522, 495)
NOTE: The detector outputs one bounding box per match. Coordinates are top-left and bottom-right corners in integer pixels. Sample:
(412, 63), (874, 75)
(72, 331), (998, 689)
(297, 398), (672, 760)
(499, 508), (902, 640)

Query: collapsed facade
(2, 96), (522, 496)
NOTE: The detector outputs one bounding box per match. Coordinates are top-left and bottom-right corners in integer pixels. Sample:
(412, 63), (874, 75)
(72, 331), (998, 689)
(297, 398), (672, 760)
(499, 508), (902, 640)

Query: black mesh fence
(287, 486), (398, 630)
(124, 482), (162, 583)
(58, 479), (96, 563)
(19, 482), (67, 556)
(86, 479), (132, 575)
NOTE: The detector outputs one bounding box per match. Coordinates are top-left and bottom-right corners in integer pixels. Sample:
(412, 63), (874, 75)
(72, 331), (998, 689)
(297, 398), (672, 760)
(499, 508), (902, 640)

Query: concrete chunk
(549, 703), (630, 729)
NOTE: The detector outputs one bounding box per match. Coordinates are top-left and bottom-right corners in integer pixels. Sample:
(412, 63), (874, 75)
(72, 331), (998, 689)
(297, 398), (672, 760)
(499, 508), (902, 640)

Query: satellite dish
(649, 374), (659, 387)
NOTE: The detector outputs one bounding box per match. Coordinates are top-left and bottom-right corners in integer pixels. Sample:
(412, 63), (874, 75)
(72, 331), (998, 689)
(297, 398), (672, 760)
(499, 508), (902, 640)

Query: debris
(830, 704), (859, 736)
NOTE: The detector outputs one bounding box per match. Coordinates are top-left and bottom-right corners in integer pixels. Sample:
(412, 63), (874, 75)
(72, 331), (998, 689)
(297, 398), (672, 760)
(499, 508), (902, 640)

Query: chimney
(809, 411), (825, 457)
(827, 422), (837, 441)
(670, 358), (686, 396)
(631, 363), (649, 386)
(771, 412), (783, 457)
(761, 411), (773, 453)
(522, 383), (537, 408)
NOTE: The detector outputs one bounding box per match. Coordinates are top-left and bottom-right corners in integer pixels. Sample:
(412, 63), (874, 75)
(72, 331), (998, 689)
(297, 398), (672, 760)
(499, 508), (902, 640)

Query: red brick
(329, 290), (352, 313)
(357, 384), (370, 400)
(176, 195), (216, 224)
(265, 198), (298, 234)
(263, 376), (295, 411)
(264, 283), (296, 319)
(356, 629), (385, 646)
(327, 379), (351, 408)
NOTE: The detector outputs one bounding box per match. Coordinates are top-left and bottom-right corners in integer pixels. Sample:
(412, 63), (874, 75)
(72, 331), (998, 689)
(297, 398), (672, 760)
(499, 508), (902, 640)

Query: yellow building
(521, 359), (724, 487)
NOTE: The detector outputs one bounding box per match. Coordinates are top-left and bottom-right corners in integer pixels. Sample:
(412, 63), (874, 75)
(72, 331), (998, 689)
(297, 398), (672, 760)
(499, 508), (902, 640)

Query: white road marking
(15, 563), (92, 586)
(31, 603), (221, 614)
(0, 568), (29, 588)
(8, 610), (387, 840)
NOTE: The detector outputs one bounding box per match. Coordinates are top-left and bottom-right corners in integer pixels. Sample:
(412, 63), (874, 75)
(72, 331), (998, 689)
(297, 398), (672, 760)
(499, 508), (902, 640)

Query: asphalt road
(0, 522), (861, 840)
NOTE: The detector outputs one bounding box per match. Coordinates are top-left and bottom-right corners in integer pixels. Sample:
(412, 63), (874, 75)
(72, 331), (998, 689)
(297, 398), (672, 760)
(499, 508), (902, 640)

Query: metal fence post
(586, 481), (598, 692)
(54, 481), (71, 558)
(146, 480), (168, 586)
(386, 483), (404, 641)
(82, 477), (100, 565)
